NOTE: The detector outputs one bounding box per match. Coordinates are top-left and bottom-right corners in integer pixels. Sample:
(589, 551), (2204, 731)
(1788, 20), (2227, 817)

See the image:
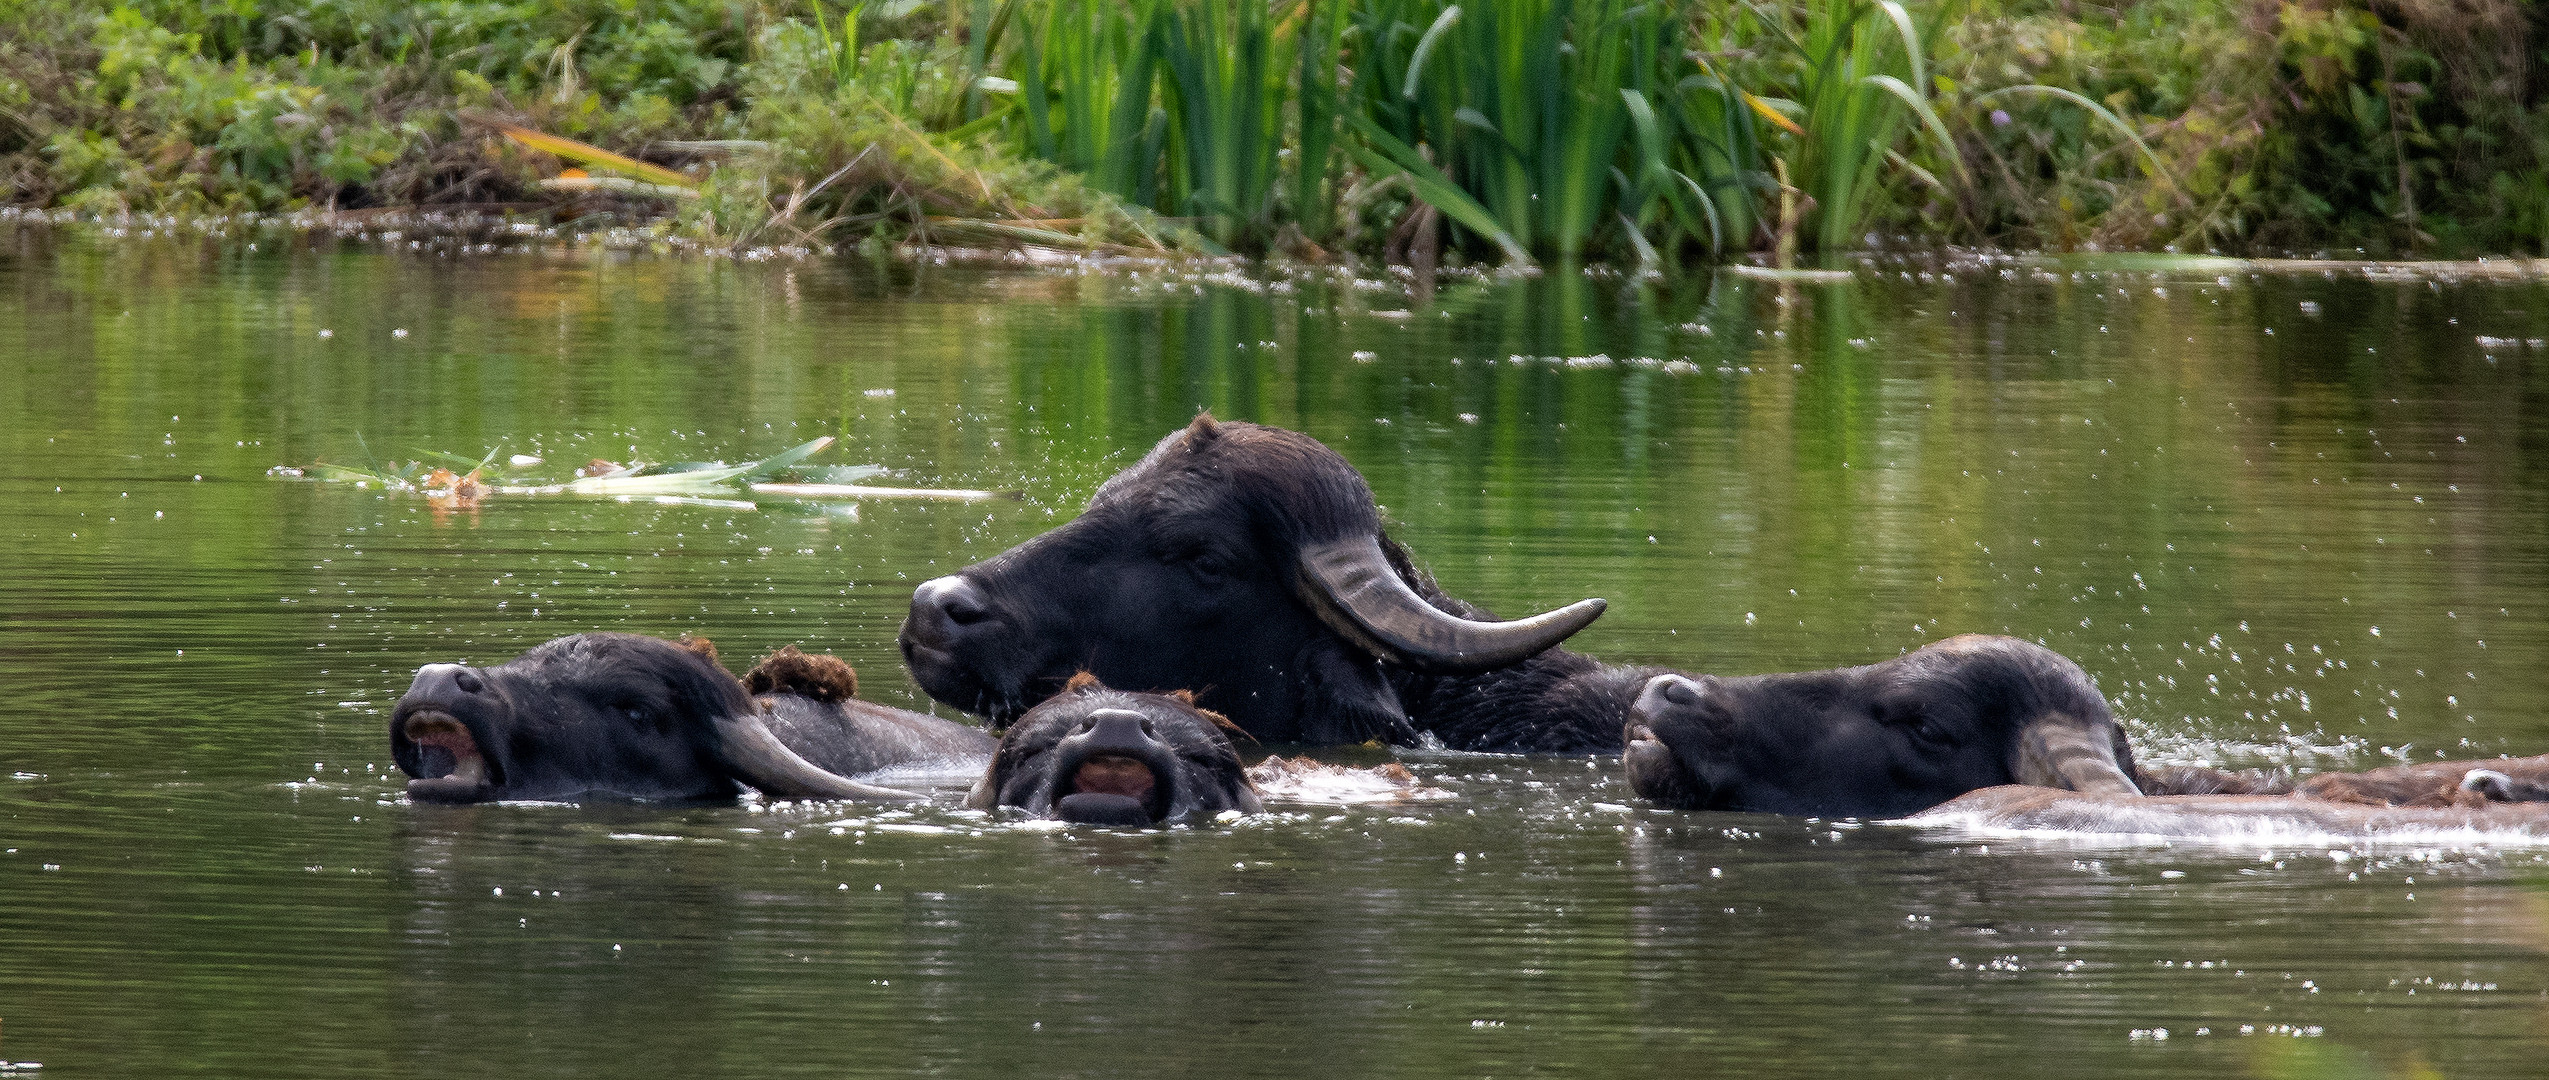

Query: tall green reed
(1010, 0), (1347, 250)
(1014, 0), (1167, 207)
(1158, 0), (1295, 246)
(1761, 0), (1965, 254)
(1346, 0), (1756, 264)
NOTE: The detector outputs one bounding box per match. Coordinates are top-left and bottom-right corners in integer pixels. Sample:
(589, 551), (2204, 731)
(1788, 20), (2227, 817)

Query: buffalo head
(900, 414), (1605, 743)
(967, 674), (1264, 825)
(391, 633), (926, 804)
(1620, 635), (2142, 818)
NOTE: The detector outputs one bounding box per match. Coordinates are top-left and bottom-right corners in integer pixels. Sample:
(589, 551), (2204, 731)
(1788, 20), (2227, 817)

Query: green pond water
(4, 226), (2549, 1078)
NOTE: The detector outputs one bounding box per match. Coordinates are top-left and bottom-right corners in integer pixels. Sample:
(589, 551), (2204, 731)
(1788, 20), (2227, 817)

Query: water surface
(4, 228), (2549, 1077)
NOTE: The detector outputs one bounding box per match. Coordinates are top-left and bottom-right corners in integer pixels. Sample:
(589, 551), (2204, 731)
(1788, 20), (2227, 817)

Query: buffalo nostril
(454, 671), (483, 695)
(1080, 709), (1154, 747)
(915, 576), (993, 628)
(1659, 676), (1703, 708)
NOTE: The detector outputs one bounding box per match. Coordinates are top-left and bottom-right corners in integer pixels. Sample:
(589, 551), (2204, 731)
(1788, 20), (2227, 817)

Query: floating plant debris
(284, 436), (1010, 506)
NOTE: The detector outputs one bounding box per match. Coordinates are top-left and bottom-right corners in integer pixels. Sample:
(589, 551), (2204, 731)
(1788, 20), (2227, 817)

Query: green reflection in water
(3, 229), (2549, 1077)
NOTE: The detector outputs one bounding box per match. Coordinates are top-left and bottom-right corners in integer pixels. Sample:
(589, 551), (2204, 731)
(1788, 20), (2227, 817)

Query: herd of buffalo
(393, 415), (2549, 834)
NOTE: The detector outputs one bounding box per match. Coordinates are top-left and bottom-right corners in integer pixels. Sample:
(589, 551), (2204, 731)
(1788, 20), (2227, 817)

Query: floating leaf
(468, 113), (700, 191)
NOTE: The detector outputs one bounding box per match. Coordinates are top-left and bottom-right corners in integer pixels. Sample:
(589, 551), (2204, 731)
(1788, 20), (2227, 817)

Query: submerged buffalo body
(1917, 755), (2549, 837)
(901, 415), (1650, 752)
(1621, 635), (2143, 818)
(392, 633), (992, 804)
(968, 674), (1263, 825)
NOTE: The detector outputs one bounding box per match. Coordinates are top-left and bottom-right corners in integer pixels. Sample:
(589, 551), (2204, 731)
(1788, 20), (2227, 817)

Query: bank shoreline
(19, 206), (2549, 294)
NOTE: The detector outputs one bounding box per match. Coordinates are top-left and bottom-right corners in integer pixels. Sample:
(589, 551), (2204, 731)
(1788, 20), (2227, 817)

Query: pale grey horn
(712, 711), (928, 802)
(1293, 535), (1606, 675)
(2010, 713), (2140, 796)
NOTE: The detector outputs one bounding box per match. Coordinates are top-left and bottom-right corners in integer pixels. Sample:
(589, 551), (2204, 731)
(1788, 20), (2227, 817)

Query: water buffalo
(965, 673), (1263, 825)
(1618, 633), (2549, 827)
(1620, 635), (2144, 818)
(901, 414), (1655, 751)
(392, 633), (993, 804)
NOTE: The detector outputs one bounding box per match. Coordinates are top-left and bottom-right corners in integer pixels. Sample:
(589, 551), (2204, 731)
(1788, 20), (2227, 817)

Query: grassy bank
(2, 0), (2544, 264)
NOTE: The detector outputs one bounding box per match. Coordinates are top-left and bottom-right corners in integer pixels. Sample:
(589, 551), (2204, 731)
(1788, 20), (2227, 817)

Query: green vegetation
(2, 0), (2543, 262)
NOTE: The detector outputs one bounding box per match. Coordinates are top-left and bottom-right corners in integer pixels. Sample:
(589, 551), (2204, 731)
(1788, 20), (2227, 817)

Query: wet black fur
(900, 416), (1646, 752)
(1621, 635), (2142, 818)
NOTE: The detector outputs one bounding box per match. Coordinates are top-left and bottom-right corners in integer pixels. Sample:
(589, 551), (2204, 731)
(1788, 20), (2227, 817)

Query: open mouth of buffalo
(399, 709), (499, 802)
(1048, 746), (1177, 825)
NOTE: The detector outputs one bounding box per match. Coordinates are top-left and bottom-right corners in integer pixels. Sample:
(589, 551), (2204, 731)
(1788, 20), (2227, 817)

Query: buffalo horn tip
(711, 711), (928, 803)
(1294, 535), (1605, 676)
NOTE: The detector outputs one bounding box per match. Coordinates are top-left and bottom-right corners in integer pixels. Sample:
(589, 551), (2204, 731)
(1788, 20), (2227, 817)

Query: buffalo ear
(1196, 706), (1254, 743)
(1288, 637), (1420, 746)
(2009, 712), (2139, 795)
(962, 766), (999, 811)
(1182, 411), (1221, 449)
(674, 634), (721, 665)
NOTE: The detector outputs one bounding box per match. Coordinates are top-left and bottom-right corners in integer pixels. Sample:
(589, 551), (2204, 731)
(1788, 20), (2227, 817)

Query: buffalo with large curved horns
(900, 414), (1652, 751)
(393, 633), (993, 804)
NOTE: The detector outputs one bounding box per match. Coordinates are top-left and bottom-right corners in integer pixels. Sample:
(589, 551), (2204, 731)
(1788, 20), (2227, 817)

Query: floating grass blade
(567, 436), (836, 495)
(749, 482), (1010, 500)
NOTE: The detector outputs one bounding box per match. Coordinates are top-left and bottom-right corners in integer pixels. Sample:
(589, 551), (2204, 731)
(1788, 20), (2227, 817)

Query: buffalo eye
(1165, 541), (1234, 581)
(1878, 700), (1953, 749)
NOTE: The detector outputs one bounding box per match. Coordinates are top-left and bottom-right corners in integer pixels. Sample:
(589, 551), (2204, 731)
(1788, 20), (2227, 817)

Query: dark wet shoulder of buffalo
(747, 645), (996, 778)
(967, 674), (1262, 825)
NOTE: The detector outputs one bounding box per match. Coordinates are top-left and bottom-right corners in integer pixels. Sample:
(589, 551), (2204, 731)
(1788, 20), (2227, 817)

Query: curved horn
(711, 711), (928, 802)
(2010, 712), (2140, 796)
(1293, 535), (1606, 675)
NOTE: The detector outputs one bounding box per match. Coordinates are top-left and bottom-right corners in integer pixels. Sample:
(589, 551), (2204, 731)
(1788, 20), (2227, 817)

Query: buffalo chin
(1622, 723), (1703, 810)
(1055, 792), (1155, 825)
(899, 640), (1031, 725)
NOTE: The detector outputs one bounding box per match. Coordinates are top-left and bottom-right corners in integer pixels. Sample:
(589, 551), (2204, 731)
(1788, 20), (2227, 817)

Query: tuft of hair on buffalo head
(675, 634), (721, 664)
(745, 645), (859, 703)
(1181, 410), (1222, 450)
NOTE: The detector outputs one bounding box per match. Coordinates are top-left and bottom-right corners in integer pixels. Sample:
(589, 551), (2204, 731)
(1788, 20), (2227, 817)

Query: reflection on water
(3, 228), (2547, 1076)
